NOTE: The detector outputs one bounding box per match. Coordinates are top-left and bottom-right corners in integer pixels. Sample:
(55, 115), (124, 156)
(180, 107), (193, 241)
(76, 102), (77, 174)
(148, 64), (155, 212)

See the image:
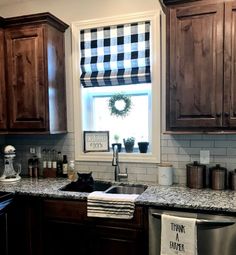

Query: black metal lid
(210, 164), (227, 172)
(186, 161), (205, 167)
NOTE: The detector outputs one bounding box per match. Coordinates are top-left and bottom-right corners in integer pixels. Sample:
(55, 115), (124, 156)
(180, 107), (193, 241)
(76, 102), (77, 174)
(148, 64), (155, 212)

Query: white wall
(0, 0), (160, 22)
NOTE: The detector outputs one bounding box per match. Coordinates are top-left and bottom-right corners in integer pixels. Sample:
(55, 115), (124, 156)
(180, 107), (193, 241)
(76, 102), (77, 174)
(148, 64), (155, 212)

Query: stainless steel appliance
(149, 208), (236, 255)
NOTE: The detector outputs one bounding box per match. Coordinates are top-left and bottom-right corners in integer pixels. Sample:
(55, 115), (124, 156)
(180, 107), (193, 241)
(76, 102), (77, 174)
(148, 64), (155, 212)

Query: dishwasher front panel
(149, 208), (236, 255)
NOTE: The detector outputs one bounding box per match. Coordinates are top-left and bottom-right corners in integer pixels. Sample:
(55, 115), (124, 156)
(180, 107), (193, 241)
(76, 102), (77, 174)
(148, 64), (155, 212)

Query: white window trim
(72, 11), (161, 163)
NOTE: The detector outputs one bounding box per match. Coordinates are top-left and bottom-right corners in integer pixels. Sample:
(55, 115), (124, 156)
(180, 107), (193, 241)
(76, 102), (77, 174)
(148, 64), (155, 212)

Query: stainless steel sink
(59, 180), (147, 195)
(105, 185), (147, 195)
(59, 180), (112, 192)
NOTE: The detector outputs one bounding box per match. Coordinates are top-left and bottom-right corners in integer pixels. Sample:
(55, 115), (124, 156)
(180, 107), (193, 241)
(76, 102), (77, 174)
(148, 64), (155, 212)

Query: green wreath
(108, 93), (132, 118)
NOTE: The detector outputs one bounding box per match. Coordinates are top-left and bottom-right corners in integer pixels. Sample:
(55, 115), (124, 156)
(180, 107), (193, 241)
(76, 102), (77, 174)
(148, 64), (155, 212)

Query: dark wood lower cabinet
(42, 199), (147, 255)
(43, 220), (91, 255)
(92, 225), (145, 255)
(0, 212), (8, 255)
(7, 197), (148, 255)
(7, 196), (43, 255)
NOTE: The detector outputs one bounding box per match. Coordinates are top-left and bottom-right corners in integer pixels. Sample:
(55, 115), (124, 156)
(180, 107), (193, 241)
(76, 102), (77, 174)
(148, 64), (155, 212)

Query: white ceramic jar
(158, 163), (173, 186)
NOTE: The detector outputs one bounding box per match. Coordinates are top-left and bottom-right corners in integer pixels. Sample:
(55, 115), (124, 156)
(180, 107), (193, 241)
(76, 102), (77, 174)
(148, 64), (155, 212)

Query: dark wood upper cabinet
(165, 0), (236, 131)
(3, 13), (68, 133)
(224, 2), (236, 127)
(0, 27), (7, 131)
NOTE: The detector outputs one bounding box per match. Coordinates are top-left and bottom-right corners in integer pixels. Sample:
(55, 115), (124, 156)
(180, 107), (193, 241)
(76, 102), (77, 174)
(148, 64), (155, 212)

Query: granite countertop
(0, 177), (236, 214)
(136, 185), (236, 214)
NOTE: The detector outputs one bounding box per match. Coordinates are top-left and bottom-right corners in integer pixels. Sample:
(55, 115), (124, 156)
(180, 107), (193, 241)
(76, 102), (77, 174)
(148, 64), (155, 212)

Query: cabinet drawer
(43, 199), (144, 227)
(43, 199), (87, 222)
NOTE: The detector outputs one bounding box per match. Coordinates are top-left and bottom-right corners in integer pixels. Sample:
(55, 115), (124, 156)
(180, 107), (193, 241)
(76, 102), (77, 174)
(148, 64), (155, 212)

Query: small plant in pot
(138, 142), (149, 153)
(112, 134), (122, 152)
(123, 137), (135, 153)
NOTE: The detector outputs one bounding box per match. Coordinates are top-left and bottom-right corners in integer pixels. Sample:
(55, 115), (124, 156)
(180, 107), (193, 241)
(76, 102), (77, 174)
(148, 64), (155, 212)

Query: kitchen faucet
(112, 145), (128, 182)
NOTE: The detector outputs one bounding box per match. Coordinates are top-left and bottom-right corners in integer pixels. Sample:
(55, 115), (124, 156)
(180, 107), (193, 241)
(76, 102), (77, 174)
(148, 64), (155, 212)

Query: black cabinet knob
(216, 113), (221, 117)
(224, 112), (230, 117)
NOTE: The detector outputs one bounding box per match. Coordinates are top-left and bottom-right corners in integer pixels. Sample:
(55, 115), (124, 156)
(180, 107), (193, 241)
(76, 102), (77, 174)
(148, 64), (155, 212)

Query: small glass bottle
(42, 149), (47, 174)
(56, 152), (63, 177)
(68, 160), (76, 181)
(51, 149), (57, 177)
(33, 157), (39, 178)
(47, 149), (52, 172)
(28, 158), (33, 177)
(62, 155), (68, 177)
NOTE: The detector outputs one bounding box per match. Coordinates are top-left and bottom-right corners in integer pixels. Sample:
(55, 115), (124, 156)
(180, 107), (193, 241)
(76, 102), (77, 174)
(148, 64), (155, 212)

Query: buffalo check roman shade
(80, 21), (151, 87)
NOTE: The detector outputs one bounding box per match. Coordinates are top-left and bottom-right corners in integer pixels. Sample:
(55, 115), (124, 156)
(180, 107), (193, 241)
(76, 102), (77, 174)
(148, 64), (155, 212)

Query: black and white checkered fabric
(80, 21), (151, 87)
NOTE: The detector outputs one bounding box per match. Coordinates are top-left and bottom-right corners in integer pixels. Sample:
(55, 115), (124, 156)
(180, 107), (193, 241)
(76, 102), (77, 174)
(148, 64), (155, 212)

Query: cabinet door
(7, 197), (42, 255)
(224, 2), (236, 128)
(43, 220), (90, 255)
(168, 3), (224, 130)
(0, 29), (7, 130)
(92, 226), (145, 255)
(5, 26), (48, 130)
(0, 213), (7, 255)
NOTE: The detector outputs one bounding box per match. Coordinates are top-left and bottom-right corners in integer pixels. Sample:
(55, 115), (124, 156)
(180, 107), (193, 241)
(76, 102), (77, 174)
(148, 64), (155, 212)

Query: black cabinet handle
(224, 112), (230, 117)
(216, 113), (221, 118)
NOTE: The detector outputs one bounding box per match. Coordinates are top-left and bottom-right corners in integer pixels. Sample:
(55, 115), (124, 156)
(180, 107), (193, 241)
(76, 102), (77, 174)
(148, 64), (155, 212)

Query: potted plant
(112, 134), (122, 152)
(123, 137), (135, 153)
(138, 142), (149, 153)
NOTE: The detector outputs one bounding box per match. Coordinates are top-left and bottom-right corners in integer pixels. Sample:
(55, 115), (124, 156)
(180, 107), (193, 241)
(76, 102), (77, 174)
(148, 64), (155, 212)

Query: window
(82, 84), (151, 151)
(72, 11), (161, 163)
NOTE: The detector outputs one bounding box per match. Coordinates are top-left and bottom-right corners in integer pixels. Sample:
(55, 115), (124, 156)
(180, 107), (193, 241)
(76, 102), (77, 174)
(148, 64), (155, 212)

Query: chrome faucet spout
(112, 146), (118, 166)
(112, 145), (120, 181)
(112, 145), (128, 182)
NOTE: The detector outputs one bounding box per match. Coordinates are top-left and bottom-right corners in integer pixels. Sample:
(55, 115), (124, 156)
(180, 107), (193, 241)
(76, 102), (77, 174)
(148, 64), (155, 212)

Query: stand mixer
(0, 145), (21, 182)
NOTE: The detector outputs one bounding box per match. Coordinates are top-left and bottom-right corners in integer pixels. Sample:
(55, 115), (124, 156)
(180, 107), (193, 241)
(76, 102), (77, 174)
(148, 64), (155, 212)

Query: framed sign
(84, 131), (110, 152)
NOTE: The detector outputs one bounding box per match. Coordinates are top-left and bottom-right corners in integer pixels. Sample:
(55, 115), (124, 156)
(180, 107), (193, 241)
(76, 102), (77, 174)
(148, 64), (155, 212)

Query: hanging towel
(87, 191), (139, 219)
(161, 214), (197, 255)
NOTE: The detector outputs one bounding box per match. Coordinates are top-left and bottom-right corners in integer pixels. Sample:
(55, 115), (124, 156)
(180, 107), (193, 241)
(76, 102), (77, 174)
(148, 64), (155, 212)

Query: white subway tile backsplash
(178, 175), (187, 185)
(127, 173), (137, 182)
(162, 146), (179, 154)
(167, 140), (190, 148)
(4, 131), (236, 186)
(190, 140), (214, 148)
(161, 140), (168, 146)
(146, 167), (158, 175)
(172, 134), (203, 140)
(137, 174), (158, 183)
(161, 154), (168, 161)
(179, 147), (200, 155)
(210, 148), (227, 156)
(215, 140), (236, 147)
(226, 148), (236, 156)
(167, 154), (191, 162)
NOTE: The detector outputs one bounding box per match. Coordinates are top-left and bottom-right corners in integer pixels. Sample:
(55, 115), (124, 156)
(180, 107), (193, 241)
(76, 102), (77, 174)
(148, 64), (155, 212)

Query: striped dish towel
(87, 191), (139, 219)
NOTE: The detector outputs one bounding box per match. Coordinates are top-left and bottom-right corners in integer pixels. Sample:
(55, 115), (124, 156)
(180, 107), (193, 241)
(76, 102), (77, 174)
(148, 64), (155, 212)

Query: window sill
(76, 151), (159, 163)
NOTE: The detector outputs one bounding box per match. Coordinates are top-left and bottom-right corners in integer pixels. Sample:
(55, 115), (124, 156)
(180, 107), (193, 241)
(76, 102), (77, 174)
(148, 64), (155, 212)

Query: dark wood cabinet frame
(0, 13), (68, 134)
(164, 0), (236, 132)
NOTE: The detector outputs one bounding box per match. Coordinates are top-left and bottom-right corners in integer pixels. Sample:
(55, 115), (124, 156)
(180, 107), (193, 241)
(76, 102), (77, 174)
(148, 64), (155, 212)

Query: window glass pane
(82, 84), (151, 149)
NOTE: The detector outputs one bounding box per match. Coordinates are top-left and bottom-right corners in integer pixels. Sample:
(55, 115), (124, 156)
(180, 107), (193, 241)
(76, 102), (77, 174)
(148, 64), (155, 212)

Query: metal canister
(229, 170), (236, 190)
(186, 161), (206, 189)
(209, 164), (227, 190)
